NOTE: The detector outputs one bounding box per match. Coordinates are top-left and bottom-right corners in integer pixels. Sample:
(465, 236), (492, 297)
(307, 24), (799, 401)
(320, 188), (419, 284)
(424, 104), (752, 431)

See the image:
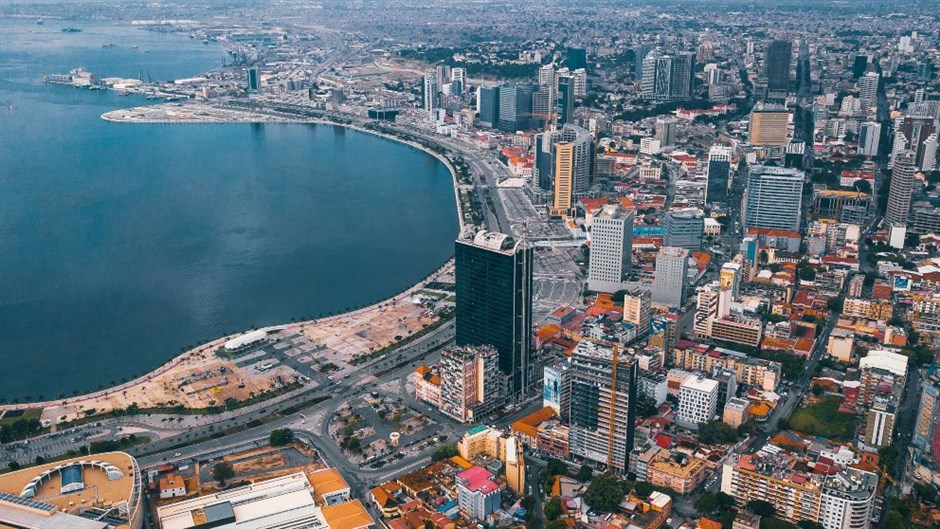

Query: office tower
(455, 231), (533, 398)
(568, 341), (637, 474)
(706, 145), (733, 204)
(538, 64), (555, 87)
(858, 122), (881, 157)
(864, 397), (897, 448)
(925, 134), (939, 172)
(571, 68), (588, 98)
(722, 456), (878, 529)
(765, 39), (792, 92)
(439, 344), (501, 423)
(720, 262), (742, 300)
(422, 73), (438, 117)
(664, 208), (705, 250)
(246, 68), (260, 92)
(478, 86), (500, 127)
(548, 125), (595, 216)
(451, 67), (466, 94)
(886, 150), (917, 226)
(531, 85), (553, 130)
(588, 204), (635, 293)
(634, 44), (650, 79)
(534, 132), (555, 191)
(852, 55), (870, 79)
(566, 47), (587, 71)
(497, 84), (536, 132)
(655, 116), (677, 147)
(557, 76), (575, 126)
(707, 66), (723, 85)
(743, 165), (804, 231)
(435, 64), (451, 87)
(642, 52), (694, 101)
(891, 115), (938, 170)
(858, 73), (879, 115)
(749, 104), (791, 146)
(652, 246), (690, 308)
(543, 361), (571, 420)
(677, 375), (719, 429)
(623, 290), (651, 339)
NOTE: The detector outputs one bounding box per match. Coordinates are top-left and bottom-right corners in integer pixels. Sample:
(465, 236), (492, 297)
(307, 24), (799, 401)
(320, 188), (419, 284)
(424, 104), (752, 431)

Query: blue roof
(436, 500), (457, 513)
(61, 466), (83, 487)
(466, 425), (488, 436)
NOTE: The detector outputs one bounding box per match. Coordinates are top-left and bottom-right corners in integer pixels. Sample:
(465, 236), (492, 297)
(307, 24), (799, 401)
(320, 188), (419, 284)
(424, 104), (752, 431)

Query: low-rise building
(455, 466), (501, 521)
(723, 397), (751, 428)
(159, 474), (187, 499)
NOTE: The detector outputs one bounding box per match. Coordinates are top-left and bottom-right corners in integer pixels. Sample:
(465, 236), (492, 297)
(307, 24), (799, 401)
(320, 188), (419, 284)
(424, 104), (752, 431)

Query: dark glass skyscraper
(478, 86), (500, 127)
(557, 76), (575, 127)
(567, 47), (587, 71)
(455, 231), (533, 397)
(766, 39), (792, 92)
(497, 84), (536, 132)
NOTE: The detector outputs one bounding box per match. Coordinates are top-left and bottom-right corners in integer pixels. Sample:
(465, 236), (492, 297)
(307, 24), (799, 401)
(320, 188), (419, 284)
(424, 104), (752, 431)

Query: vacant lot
(789, 397), (857, 441)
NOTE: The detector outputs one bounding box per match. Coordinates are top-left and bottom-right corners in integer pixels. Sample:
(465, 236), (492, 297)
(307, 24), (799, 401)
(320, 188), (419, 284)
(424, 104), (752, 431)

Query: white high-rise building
(924, 133), (938, 171)
(743, 165), (804, 231)
(886, 150), (917, 226)
(652, 246), (690, 308)
(538, 64), (555, 87)
(858, 72), (879, 116)
(858, 121), (881, 157)
(451, 67), (466, 85)
(572, 68), (588, 98)
(588, 204), (635, 293)
(422, 74), (438, 118)
(677, 375), (719, 429)
(694, 282), (731, 339)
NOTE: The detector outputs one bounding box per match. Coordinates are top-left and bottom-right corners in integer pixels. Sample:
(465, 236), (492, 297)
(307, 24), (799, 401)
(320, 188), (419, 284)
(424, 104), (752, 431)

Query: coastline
(0, 103), (468, 413)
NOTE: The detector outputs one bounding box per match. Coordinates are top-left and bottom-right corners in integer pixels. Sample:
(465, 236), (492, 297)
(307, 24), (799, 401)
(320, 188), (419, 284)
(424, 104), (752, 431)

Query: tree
(543, 497), (562, 521)
(576, 465), (594, 482)
(212, 461), (235, 486)
(583, 474), (627, 513)
(811, 385), (824, 396)
(746, 499), (776, 517)
(695, 492), (719, 515)
(797, 521), (825, 529)
(798, 265), (816, 282)
(431, 444), (458, 461)
(7, 461), (19, 471)
(546, 521), (568, 529)
(699, 421), (740, 445)
(269, 428), (294, 447)
(914, 482), (938, 504)
(633, 481), (655, 497)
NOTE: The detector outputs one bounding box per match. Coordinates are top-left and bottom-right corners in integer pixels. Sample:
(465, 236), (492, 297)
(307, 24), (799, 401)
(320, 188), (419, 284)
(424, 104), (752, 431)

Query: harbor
(44, 67), (192, 101)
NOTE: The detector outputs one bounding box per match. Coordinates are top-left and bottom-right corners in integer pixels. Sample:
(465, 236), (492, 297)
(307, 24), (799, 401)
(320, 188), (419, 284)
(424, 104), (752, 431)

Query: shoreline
(1, 104), (468, 412)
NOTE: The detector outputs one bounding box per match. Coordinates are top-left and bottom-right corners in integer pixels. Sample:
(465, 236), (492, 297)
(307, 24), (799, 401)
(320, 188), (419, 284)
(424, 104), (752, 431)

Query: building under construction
(567, 341), (638, 474)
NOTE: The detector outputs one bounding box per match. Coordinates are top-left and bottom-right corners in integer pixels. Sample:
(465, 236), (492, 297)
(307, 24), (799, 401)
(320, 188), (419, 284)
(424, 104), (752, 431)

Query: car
(174, 452), (181, 457)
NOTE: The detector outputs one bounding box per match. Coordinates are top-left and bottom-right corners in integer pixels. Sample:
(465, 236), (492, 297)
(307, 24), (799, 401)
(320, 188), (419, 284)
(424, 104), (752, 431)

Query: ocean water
(0, 20), (458, 400)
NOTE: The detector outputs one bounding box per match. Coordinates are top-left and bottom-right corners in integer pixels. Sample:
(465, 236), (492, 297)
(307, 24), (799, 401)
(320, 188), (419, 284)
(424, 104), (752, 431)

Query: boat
(36, 19), (44, 25)
(61, 27), (82, 33)
(102, 43), (117, 49)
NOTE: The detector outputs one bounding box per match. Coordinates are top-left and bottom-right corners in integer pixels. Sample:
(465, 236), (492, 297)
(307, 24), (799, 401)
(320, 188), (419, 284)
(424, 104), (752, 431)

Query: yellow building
(749, 108), (790, 146)
(456, 425), (526, 494)
(647, 452), (707, 494)
(552, 142), (575, 217)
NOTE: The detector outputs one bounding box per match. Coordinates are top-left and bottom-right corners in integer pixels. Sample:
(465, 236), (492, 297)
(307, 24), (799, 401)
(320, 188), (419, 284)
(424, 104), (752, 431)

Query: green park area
(788, 397), (857, 441)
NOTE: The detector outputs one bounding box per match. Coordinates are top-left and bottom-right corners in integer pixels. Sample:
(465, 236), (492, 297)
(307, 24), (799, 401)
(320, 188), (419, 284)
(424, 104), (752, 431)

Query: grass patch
(788, 396), (857, 441)
(0, 409), (41, 426)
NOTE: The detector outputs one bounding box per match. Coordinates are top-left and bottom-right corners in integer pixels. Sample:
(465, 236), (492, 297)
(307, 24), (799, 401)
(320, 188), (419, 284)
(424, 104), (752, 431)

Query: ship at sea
(61, 27), (82, 33)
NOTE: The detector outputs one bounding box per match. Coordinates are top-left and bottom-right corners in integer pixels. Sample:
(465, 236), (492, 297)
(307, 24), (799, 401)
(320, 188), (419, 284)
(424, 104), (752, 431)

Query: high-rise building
(588, 204), (635, 293)
(722, 453), (878, 529)
(706, 145), (733, 204)
(478, 86), (500, 127)
(531, 85), (553, 130)
(439, 344), (502, 423)
(655, 116), (678, 147)
(852, 55), (870, 79)
(913, 374), (940, 469)
(664, 208), (705, 250)
(623, 290), (651, 339)
(571, 68), (588, 98)
(543, 361), (571, 419)
(677, 375), (719, 429)
(749, 105), (791, 146)
(497, 84), (536, 132)
(568, 341), (637, 474)
(547, 125), (594, 216)
(246, 68), (260, 93)
(566, 47), (587, 71)
(455, 231), (533, 397)
(652, 246), (690, 308)
(422, 74), (438, 117)
(858, 72), (879, 116)
(891, 115), (938, 171)
(538, 64), (555, 87)
(557, 76), (575, 127)
(451, 67), (467, 94)
(642, 52), (695, 101)
(743, 165), (804, 231)
(886, 150), (917, 227)
(634, 44), (651, 80)
(765, 39), (792, 93)
(858, 121), (881, 157)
